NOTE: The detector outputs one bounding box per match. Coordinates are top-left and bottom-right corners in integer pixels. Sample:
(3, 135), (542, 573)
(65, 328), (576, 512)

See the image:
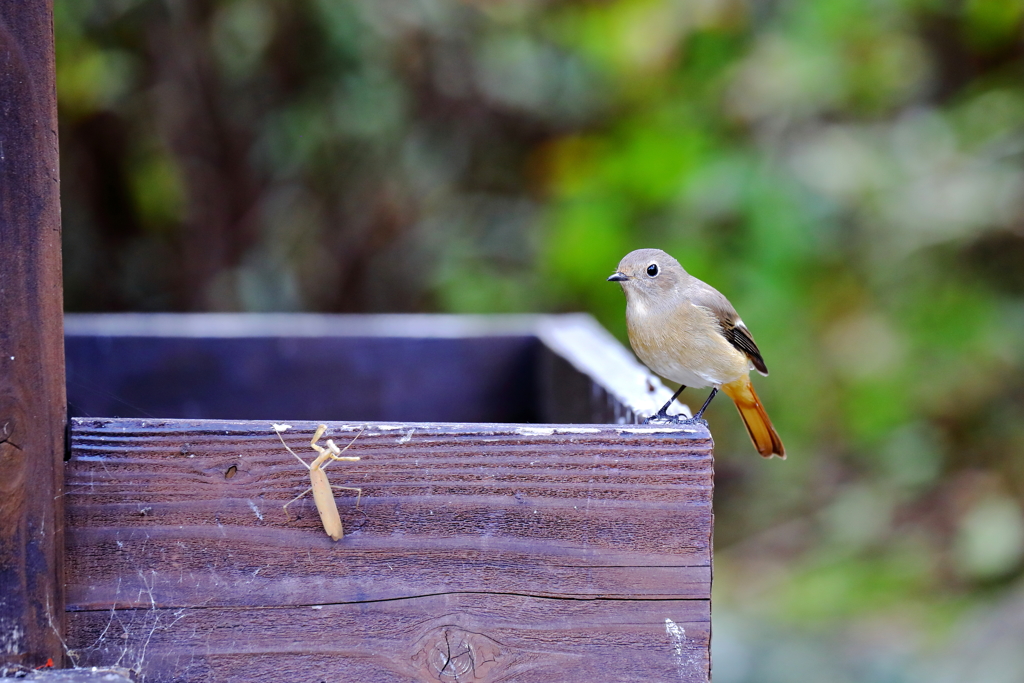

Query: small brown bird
(608, 248), (785, 458)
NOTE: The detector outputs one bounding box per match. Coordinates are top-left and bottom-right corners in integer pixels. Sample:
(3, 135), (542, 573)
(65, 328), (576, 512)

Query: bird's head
(607, 248), (687, 307)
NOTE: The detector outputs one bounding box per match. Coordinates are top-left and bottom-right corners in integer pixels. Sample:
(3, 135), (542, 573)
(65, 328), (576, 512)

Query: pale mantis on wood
(273, 423), (363, 541)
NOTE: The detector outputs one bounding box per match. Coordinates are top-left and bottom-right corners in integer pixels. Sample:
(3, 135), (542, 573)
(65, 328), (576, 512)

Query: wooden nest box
(60, 314), (713, 682)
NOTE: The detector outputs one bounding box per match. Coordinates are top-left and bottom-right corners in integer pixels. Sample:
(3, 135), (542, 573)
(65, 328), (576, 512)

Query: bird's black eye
(647, 263), (659, 277)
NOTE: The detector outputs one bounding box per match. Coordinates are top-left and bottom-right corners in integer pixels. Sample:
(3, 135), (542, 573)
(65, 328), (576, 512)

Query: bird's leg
(645, 385), (686, 423)
(658, 385), (687, 417)
(685, 387), (719, 424)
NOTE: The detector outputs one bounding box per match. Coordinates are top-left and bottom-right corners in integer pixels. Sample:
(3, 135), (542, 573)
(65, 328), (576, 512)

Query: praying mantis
(273, 423), (363, 541)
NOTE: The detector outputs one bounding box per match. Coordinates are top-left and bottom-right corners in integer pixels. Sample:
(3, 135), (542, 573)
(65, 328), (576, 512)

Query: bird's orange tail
(721, 376), (785, 459)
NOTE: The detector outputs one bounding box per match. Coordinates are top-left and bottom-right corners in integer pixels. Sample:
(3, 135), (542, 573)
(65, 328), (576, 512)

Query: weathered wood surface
(65, 418), (712, 682)
(0, 0), (67, 670)
(69, 598), (708, 683)
(64, 313), (685, 424)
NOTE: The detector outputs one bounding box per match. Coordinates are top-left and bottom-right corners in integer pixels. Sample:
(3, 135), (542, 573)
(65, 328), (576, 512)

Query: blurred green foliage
(56, 0), (1024, 679)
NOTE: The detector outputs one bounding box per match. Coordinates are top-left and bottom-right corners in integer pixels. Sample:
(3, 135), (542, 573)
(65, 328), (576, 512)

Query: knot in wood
(411, 626), (504, 680)
(0, 400), (21, 449)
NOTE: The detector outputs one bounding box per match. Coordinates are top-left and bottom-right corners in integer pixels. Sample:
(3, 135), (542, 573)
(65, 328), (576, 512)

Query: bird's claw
(642, 413), (706, 426)
(643, 413), (687, 424)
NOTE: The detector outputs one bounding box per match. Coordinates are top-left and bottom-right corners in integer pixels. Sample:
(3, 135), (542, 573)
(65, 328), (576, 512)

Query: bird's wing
(722, 322), (768, 375)
(689, 283), (769, 376)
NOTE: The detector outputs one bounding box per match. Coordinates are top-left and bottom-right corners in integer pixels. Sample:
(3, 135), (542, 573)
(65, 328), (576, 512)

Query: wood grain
(68, 597), (708, 683)
(65, 418), (712, 681)
(0, 0), (67, 670)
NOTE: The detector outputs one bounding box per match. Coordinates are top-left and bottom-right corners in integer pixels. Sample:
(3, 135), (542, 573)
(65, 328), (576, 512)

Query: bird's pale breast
(626, 298), (750, 388)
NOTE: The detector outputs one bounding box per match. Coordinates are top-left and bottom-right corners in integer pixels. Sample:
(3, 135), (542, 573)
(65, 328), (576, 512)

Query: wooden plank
(64, 313), (544, 423)
(64, 312), (686, 424)
(65, 418), (712, 681)
(66, 334), (539, 423)
(67, 598), (708, 682)
(0, 0), (67, 671)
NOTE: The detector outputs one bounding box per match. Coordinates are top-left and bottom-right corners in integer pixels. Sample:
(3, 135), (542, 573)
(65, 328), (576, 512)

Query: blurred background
(56, 0), (1024, 680)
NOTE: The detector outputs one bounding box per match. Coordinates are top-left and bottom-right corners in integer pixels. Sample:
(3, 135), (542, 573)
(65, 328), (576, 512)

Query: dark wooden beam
(64, 316), (542, 424)
(65, 418), (712, 681)
(0, 0), (67, 671)
(63, 312), (687, 424)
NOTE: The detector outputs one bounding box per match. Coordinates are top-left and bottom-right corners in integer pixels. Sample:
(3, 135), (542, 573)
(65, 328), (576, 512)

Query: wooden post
(0, 0), (67, 670)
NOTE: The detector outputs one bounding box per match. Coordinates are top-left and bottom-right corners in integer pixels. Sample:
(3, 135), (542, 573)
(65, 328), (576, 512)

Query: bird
(608, 248), (785, 458)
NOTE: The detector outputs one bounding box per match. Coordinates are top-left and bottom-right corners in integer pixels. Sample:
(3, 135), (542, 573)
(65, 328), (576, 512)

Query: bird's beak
(607, 272), (629, 282)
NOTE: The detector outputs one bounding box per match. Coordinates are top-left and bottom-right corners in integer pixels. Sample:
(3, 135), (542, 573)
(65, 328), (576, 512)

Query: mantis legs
(274, 424), (363, 541)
